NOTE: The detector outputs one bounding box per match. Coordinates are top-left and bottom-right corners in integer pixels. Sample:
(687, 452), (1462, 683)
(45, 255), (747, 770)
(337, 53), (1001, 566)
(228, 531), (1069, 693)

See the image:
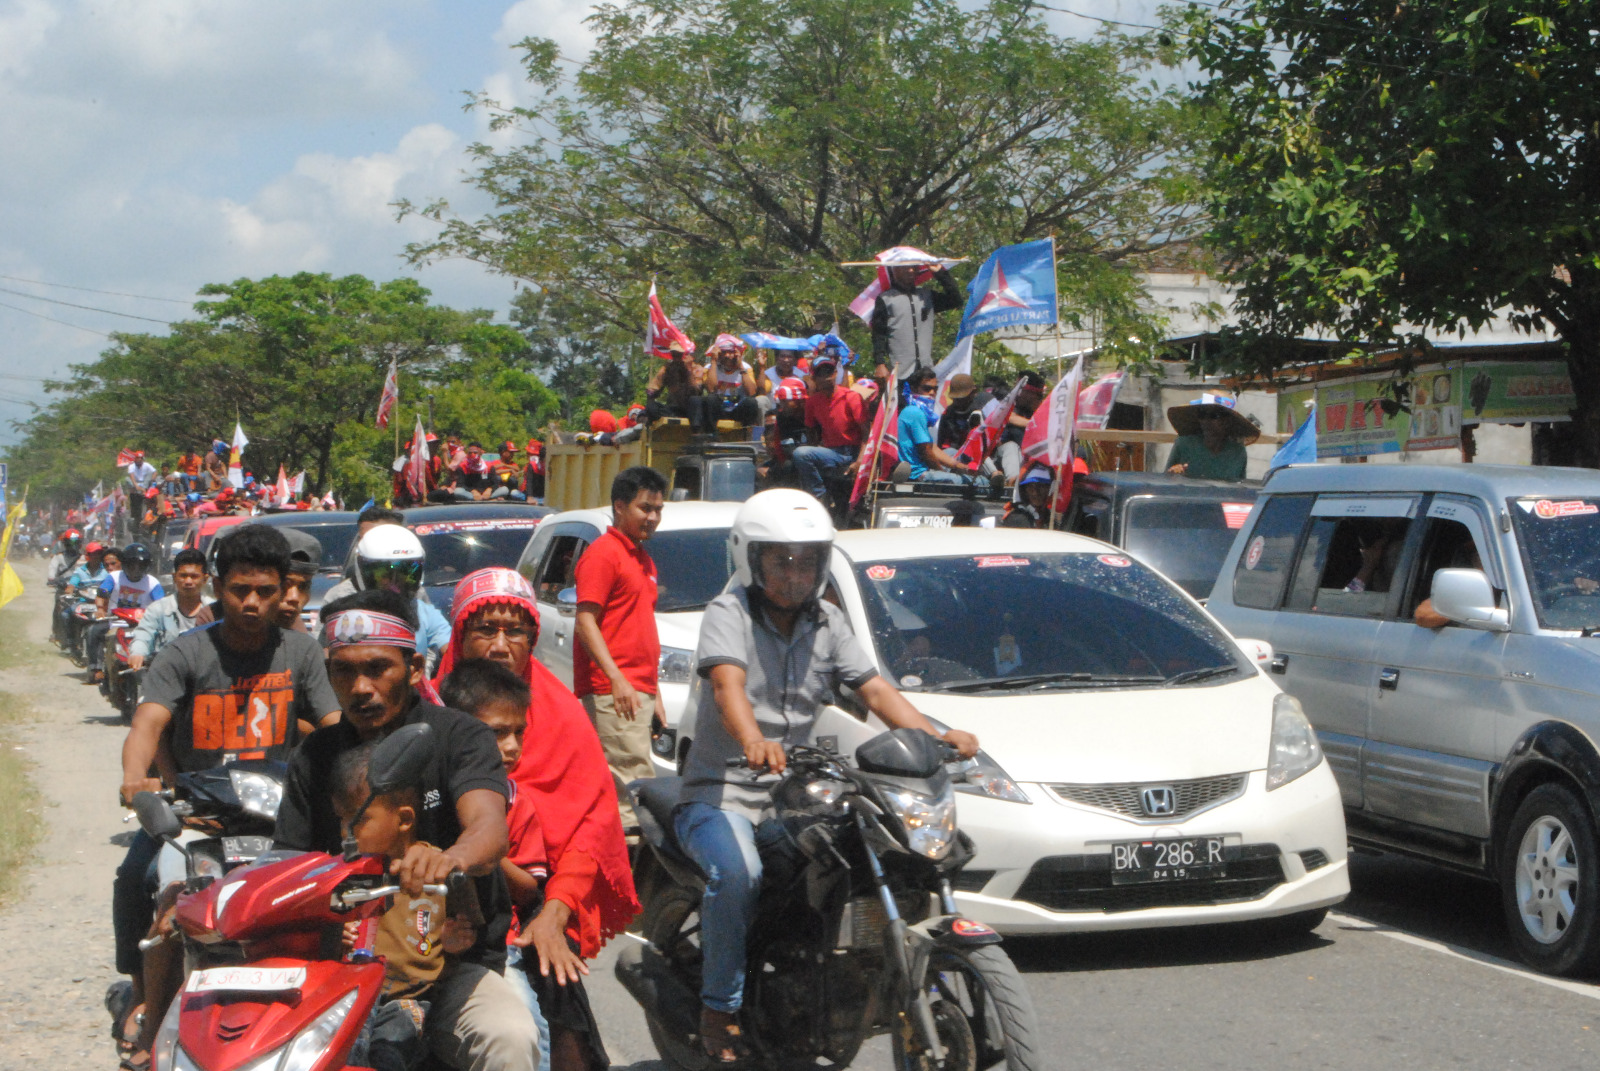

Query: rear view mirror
(132, 791), (182, 842)
(1236, 638), (1274, 667)
(368, 723), (435, 795)
(1431, 568), (1510, 632)
(557, 587), (578, 615)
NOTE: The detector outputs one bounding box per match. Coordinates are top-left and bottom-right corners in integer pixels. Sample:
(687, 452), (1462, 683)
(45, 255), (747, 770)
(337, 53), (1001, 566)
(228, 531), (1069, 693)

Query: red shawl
(429, 568), (639, 958)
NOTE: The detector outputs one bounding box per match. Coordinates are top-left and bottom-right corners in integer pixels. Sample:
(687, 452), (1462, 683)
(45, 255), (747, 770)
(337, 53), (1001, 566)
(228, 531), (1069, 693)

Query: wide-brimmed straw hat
(1167, 392), (1260, 444)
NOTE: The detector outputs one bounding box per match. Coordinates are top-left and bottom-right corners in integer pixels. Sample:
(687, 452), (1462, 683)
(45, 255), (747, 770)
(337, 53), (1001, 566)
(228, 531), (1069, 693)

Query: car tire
(1500, 782), (1600, 976)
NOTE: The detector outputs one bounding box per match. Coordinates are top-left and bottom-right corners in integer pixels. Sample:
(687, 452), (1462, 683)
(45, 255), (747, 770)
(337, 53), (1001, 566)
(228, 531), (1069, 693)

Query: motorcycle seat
(629, 776), (706, 882)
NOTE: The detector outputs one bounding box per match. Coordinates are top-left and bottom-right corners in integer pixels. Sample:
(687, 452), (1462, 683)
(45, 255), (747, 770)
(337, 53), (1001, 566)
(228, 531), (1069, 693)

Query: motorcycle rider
(63, 542), (110, 656)
(48, 528), (84, 645)
(127, 548), (208, 672)
(331, 525), (452, 672)
(89, 543), (164, 689)
(274, 527), (324, 632)
(113, 524), (343, 1068)
(675, 489), (979, 1063)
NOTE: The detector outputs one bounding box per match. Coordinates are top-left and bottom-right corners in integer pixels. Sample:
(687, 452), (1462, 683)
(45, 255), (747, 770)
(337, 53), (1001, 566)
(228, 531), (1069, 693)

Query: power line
(0, 285), (172, 324)
(0, 299), (113, 338)
(0, 274), (195, 306)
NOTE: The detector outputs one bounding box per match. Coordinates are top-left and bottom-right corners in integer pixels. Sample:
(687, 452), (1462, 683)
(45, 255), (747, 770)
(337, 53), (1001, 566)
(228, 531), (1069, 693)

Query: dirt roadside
(0, 559), (131, 1069)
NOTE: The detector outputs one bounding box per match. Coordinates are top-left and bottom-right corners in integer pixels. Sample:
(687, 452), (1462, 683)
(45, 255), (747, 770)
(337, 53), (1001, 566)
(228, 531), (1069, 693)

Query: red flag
(646, 282), (696, 359)
(375, 356), (399, 429)
(956, 375), (1026, 470)
(405, 414), (430, 500)
(850, 374), (900, 508)
(116, 448), (137, 466)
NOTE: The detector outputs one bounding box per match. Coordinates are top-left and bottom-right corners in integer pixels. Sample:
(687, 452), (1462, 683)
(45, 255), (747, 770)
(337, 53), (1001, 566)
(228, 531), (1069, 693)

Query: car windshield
(414, 523), (541, 584)
(1121, 496), (1256, 599)
(853, 552), (1243, 693)
(650, 528), (734, 613)
(287, 522), (357, 571)
(1510, 497), (1600, 630)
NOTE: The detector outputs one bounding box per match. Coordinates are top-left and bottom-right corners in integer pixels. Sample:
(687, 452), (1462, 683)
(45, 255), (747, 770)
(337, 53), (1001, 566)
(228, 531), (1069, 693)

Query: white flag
(931, 336), (974, 418)
(227, 422), (249, 490)
(1045, 356), (1083, 467)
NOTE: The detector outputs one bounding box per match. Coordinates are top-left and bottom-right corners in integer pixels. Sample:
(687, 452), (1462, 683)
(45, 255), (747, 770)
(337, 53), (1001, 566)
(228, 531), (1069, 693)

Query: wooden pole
(837, 258), (967, 268)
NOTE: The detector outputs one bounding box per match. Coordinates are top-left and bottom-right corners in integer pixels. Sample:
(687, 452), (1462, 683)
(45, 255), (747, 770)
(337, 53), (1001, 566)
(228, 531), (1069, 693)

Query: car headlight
(230, 769), (284, 820)
(658, 646), (694, 685)
(953, 754), (1031, 804)
(1267, 693), (1323, 791)
(232, 988), (360, 1071)
(880, 784), (957, 860)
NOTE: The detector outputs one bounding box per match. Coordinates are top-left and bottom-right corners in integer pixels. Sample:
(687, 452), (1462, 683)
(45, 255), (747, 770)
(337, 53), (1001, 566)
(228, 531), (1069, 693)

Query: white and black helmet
(728, 489), (835, 601)
(354, 525), (426, 596)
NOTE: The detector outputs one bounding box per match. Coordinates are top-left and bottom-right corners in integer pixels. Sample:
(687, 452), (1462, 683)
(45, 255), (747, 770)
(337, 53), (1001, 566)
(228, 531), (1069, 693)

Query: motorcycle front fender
(912, 914), (1004, 952)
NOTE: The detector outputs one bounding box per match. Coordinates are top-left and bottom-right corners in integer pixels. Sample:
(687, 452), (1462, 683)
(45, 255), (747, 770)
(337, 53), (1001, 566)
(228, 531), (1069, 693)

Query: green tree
(403, 0), (1206, 365)
(1182, 0), (1600, 460)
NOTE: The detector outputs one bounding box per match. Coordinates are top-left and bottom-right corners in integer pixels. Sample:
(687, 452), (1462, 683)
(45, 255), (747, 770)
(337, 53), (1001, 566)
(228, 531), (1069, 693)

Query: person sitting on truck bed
(693, 335), (762, 433)
(645, 341), (704, 422)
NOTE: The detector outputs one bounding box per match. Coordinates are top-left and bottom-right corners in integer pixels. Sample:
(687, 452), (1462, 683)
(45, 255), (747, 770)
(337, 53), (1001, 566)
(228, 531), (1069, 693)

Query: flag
(957, 239), (1058, 340)
(376, 356), (399, 429)
(291, 471), (305, 495)
(405, 414), (430, 500)
(91, 480), (103, 501)
(932, 336), (974, 417)
(1045, 361), (1082, 467)
(646, 282), (695, 359)
(850, 373), (900, 508)
(1021, 356), (1084, 464)
(321, 489), (338, 510)
(274, 465), (293, 505)
(227, 422), (249, 489)
(1270, 403), (1318, 471)
(1075, 371), (1125, 431)
(115, 448), (137, 467)
(848, 247), (963, 323)
(956, 375), (1027, 469)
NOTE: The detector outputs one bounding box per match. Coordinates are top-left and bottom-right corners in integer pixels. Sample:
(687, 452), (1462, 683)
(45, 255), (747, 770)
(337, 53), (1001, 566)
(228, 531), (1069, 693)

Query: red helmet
(84, 541), (106, 556)
(61, 527), (81, 541)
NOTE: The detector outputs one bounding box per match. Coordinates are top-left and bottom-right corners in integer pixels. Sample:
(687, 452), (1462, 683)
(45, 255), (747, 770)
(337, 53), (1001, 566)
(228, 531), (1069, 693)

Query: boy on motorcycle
(89, 543), (164, 688)
(675, 489), (979, 1063)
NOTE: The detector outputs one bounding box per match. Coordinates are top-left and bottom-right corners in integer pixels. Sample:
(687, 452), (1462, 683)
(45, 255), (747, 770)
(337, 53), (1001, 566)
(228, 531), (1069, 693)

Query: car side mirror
(368, 723), (435, 795)
(1431, 568), (1509, 632)
(557, 587), (578, 616)
(132, 791), (182, 842)
(1235, 638), (1274, 668)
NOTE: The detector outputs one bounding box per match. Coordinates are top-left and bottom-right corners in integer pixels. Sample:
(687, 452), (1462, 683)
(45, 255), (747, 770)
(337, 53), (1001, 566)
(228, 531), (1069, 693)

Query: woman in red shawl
(430, 568), (638, 1071)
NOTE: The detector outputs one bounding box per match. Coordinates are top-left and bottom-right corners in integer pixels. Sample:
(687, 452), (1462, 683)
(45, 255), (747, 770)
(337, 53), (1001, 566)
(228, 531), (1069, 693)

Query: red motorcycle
(133, 724), (442, 1071)
(107, 606), (145, 724)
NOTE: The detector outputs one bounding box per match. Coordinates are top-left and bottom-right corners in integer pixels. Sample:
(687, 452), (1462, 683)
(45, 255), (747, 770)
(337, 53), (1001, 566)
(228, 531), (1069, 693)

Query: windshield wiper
(938, 672), (1164, 693)
(1163, 665), (1238, 686)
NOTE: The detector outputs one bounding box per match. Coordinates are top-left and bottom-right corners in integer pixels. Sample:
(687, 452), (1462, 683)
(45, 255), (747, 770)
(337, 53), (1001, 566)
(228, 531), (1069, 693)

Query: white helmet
(728, 489), (835, 599)
(355, 524), (426, 596)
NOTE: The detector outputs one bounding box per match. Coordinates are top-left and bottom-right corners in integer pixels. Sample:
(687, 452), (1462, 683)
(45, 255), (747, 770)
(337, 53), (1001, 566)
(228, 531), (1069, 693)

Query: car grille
(1298, 849), (1330, 872)
(1047, 773), (1248, 822)
(1013, 845), (1286, 913)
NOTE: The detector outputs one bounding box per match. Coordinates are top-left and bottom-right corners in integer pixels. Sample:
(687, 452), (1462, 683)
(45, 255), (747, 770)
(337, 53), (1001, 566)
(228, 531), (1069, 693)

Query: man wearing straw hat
(1164, 392), (1259, 480)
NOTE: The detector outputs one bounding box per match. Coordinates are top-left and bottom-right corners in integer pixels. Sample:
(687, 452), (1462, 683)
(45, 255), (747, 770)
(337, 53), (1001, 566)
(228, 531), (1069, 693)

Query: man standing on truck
(573, 466), (666, 833)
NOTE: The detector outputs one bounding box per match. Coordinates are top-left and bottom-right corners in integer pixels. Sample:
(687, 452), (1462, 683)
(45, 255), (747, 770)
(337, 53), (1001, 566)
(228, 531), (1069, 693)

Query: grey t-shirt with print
(680, 584), (879, 823)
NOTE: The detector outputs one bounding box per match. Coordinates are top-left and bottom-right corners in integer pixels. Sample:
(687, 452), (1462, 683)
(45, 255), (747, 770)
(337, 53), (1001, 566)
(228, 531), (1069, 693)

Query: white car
(515, 501), (739, 775)
(678, 527), (1350, 934)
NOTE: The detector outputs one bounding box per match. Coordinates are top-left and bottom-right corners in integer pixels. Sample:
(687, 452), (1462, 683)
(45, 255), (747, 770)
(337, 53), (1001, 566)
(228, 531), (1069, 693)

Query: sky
(0, 0), (1161, 449)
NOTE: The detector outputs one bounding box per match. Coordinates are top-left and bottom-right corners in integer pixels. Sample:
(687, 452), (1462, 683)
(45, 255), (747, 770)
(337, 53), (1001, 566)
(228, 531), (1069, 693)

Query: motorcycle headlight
(880, 784), (957, 860)
(230, 769), (284, 820)
(657, 646), (694, 685)
(1267, 693), (1323, 791)
(232, 988), (360, 1071)
(953, 754), (1031, 804)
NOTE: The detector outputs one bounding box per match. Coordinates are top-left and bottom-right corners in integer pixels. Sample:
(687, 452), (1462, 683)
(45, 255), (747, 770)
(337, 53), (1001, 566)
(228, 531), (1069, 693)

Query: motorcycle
(64, 591), (98, 666)
(135, 759), (289, 888)
(618, 728), (1041, 1071)
(105, 606), (146, 721)
(130, 724), (452, 1071)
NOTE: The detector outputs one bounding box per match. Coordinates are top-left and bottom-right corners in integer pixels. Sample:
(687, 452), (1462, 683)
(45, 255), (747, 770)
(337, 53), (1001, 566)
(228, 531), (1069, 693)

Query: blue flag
(957, 239), (1058, 340)
(1269, 404), (1318, 471)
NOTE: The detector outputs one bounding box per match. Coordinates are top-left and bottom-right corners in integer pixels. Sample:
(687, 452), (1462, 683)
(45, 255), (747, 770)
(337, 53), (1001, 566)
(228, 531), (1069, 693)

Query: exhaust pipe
(613, 940), (701, 1039)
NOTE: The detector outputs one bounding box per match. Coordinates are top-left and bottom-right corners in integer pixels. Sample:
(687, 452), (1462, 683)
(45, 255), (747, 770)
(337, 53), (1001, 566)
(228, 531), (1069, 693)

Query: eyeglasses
(466, 624), (535, 644)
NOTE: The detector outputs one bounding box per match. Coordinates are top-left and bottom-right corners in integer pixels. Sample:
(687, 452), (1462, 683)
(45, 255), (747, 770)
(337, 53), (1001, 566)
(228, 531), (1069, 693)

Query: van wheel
(1500, 783), (1600, 976)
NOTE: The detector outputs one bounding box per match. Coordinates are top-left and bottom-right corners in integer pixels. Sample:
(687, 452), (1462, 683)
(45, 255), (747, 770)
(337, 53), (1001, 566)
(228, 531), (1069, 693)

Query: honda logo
(1141, 787), (1176, 816)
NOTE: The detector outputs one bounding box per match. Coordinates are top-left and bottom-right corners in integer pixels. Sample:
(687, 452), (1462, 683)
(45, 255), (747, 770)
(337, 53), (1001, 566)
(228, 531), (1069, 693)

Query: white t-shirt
(99, 570), (164, 610)
(126, 461), (158, 488)
(714, 360), (753, 398)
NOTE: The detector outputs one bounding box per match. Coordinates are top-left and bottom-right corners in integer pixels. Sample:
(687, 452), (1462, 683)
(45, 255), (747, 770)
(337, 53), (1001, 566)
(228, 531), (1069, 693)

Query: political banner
(957, 239), (1058, 340)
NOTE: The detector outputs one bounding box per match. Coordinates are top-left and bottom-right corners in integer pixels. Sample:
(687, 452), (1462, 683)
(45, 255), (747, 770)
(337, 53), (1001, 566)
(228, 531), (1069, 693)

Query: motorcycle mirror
(132, 790), (182, 841)
(855, 728), (947, 779)
(368, 723), (434, 794)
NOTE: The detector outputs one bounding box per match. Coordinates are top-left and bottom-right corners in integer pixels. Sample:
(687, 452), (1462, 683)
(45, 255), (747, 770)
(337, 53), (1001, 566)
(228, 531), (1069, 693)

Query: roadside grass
(0, 585), (53, 671)
(0, 690), (42, 905)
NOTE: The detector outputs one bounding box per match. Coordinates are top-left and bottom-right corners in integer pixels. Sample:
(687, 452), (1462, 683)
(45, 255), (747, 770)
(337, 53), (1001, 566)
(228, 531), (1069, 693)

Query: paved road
(5, 555), (1600, 1071)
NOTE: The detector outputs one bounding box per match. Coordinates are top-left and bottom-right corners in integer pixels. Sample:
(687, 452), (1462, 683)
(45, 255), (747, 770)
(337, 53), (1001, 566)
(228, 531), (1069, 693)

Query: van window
(1287, 515), (1411, 617)
(536, 534), (589, 602)
(1405, 518), (1485, 619)
(1068, 495), (1109, 541)
(1232, 495), (1313, 609)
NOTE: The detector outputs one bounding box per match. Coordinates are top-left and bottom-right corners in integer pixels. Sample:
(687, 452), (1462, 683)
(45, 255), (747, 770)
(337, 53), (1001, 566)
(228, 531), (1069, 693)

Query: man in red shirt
(792, 354), (866, 504)
(573, 465), (667, 831)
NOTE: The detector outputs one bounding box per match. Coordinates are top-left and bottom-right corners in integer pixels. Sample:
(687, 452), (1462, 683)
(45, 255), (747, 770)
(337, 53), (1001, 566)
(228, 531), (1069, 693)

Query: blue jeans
(790, 445), (857, 500)
(673, 803), (788, 1013)
(504, 946), (551, 1071)
(912, 468), (980, 485)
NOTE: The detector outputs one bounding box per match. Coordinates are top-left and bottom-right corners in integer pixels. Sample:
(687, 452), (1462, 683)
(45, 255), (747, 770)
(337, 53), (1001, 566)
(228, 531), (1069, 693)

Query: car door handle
(556, 632), (566, 647)
(1379, 667), (1400, 691)
(1270, 656), (1289, 675)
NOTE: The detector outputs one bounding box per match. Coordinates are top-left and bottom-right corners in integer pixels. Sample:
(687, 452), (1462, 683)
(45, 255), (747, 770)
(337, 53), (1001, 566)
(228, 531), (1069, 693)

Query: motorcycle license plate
(222, 836), (274, 864)
(187, 966), (306, 994)
(1110, 837), (1226, 884)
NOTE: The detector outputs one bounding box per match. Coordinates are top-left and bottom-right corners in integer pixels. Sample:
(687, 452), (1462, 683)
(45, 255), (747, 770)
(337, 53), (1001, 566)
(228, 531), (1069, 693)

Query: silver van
(1208, 464), (1600, 976)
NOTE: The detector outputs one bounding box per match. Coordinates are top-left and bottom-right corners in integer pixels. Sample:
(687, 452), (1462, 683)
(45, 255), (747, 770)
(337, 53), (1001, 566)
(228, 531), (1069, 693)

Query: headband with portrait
(321, 609), (418, 652)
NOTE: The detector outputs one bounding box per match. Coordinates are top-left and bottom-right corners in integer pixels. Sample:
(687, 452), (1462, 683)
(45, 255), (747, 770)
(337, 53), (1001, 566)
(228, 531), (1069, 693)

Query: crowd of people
(391, 433), (547, 508)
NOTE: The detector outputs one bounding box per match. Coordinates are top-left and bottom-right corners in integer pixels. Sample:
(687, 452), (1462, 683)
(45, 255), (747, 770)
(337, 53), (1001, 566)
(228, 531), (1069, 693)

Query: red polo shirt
(573, 525), (659, 697)
(804, 386), (865, 449)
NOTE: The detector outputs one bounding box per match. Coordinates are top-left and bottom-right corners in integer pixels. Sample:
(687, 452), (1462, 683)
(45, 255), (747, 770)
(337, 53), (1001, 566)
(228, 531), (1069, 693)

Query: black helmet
(121, 543), (153, 565)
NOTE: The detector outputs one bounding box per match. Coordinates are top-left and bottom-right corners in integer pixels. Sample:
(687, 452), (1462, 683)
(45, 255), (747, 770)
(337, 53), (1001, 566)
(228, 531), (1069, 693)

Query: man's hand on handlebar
(391, 843), (466, 898)
(121, 777), (163, 807)
(741, 738), (787, 775)
(941, 730), (980, 759)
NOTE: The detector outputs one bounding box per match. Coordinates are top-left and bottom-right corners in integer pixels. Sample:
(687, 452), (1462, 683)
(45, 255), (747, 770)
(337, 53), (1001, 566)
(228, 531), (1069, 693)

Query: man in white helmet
(674, 489), (980, 1063)
(333, 525), (453, 673)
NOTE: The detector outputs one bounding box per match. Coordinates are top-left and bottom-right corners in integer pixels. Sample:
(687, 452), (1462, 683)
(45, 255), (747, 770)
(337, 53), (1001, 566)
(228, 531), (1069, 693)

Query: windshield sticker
(1221, 503), (1253, 529)
(411, 519), (541, 536)
(865, 564), (896, 581)
(1244, 535), (1266, 570)
(1532, 499), (1598, 519)
(976, 555), (1029, 568)
(899, 674), (923, 688)
(1097, 554), (1132, 568)
(994, 630), (1023, 675)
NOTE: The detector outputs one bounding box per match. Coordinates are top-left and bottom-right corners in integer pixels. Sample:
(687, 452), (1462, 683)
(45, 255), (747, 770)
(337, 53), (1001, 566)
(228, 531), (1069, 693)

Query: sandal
(105, 982), (139, 1055)
(120, 1049), (151, 1071)
(699, 1008), (749, 1066)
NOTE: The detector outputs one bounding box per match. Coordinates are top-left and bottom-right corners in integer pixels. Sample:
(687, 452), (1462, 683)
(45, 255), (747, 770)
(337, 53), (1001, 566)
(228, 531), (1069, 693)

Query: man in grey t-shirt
(672, 490), (977, 1063)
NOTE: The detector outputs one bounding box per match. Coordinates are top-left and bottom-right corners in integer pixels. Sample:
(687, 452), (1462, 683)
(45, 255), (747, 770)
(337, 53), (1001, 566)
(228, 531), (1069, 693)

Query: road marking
(1329, 911), (1600, 1001)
